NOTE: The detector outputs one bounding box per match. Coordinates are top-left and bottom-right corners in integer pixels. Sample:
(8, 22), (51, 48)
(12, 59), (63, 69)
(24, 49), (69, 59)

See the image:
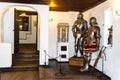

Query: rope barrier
(44, 48), (106, 61)
(44, 50), (61, 59)
(44, 51), (101, 61)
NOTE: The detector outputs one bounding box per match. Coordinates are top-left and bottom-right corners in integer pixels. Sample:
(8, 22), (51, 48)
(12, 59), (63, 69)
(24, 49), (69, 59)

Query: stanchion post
(43, 50), (49, 68)
(0, 70), (1, 80)
(55, 55), (65, 77)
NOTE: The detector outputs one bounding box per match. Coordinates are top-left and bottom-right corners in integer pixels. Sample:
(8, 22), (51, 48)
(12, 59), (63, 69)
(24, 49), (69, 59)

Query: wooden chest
(69, 57), (85, 67)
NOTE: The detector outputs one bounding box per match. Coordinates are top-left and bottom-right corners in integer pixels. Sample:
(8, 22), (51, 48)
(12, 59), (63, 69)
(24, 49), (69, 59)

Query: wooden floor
(0, 60), (110, 80)
(0, 44), (110, 80)
(0, 70), (39, 80)
(39, 60), (111, 80)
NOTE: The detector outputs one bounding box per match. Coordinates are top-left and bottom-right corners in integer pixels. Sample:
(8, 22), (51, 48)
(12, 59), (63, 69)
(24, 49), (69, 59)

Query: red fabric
(83, 42), (97, 53)
(94, 32), (97, 39)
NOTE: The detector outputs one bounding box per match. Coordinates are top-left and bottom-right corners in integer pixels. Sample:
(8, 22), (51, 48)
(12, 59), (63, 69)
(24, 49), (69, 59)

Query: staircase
(12, 51), (39, 71)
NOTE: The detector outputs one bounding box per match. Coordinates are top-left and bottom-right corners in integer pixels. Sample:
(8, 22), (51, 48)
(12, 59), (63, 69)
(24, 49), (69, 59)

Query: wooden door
(14, 9), (19, 53)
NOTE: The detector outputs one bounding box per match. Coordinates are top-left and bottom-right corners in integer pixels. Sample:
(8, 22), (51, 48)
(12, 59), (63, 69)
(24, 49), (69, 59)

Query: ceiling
(0, 0), (107, 12)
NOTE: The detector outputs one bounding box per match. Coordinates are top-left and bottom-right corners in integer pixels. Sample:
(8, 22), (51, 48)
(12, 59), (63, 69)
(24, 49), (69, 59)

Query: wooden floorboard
(0, 60), (110, 80)
(0, 43), (110, 80)
(39, 60), (111, 80)
(1, 70), (39, 80)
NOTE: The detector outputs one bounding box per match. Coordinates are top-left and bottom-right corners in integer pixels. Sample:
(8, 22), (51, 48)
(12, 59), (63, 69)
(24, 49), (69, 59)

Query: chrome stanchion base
(55, 56), (65, 77)
(55, 72), (65, 77)
(55, 68), (65, 77)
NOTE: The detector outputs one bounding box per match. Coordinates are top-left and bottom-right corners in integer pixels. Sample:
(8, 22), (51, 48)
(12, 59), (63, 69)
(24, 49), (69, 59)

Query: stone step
(13, 60), (39, 64)
(14, 53), (39, 56)
(12, 51), (39, 71)
(12, 64), (38, 68)
(13, 56), (39, 59)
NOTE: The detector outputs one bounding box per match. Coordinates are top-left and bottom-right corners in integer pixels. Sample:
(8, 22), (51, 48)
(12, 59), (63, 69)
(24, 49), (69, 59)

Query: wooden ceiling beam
(0, 0), (107, 11)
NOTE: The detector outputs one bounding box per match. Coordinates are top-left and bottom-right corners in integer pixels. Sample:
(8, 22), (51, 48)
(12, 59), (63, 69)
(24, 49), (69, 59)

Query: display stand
(57, 23), (69, 62)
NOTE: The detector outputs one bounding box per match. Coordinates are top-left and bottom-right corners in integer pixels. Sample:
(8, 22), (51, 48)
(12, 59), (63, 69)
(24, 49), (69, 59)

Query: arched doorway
(2, 6), (40, 54)
(14, 9), (38, 53)
(0, 3), (49, 66)
(1, 5), (40, 70)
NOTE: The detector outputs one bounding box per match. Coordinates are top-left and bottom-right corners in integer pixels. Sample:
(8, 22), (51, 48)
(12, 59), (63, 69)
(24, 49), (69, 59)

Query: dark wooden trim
(0, 0), (107, 12)
(0, 67), (12, 72)
(17, 10), (37, 15)
(14, 8), (19, 54)
(0, 67), (38, 72)
(35, 13), (38, 51)
(39, 65), (50, 68)
(49, 59), (69, 63)
(82, 0), (107, 12)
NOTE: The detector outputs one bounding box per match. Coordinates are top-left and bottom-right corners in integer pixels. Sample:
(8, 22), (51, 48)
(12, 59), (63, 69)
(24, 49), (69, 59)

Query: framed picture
(19, 16), (29, 31)
(108, 26), (112, 46)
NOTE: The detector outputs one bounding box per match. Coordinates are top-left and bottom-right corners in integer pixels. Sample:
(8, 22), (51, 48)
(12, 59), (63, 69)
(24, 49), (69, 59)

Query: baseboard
(90, 65), (111, 80)
(49, 59), (69, 63)
(39, 65), (50, 68)
(0, 67), (38, 72)
(49, 59), (56, 61)
(0, 67), (12, 72)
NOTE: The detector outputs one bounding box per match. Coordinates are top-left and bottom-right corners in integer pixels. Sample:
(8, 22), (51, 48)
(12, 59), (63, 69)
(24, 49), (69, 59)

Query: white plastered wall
(49, 0), (120, 79)
(83, 0), (120, 80)
(19, 15), (37, 44)
(49, 11), (79, 59)
(0, 2), (49, 65)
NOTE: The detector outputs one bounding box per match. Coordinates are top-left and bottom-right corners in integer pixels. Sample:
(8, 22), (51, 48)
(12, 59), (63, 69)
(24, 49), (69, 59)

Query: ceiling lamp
(49, 1), (57, 7)
(19, 12), (27, 17)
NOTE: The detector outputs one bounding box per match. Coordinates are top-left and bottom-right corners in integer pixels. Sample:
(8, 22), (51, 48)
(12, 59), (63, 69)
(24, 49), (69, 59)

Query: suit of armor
(80, 17), (101, 72)
(72, 13), (88, 56)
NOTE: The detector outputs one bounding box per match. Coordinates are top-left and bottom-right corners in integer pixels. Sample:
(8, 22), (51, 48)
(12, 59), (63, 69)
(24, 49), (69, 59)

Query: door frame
(14, 9), (38, 53)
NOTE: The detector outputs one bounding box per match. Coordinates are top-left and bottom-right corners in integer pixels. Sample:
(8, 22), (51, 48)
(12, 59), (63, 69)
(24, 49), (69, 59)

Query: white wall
(49, 11), (69, 59)
(0, 2), (49, 65)
(19, 15), (37, 44)
(1, 1), (120, 79)
(49, 11), (79, 59)
(83, 0), (120, 80)
(49, 10), (114, 79)
(68, 12), (79, 57)
(49, 0), (120, 79)
(2, 8), (14, 53)
(0, 43), (12, 67)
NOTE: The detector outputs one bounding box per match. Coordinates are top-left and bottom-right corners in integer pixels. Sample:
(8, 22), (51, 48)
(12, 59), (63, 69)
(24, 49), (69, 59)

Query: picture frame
(19, 16), (29, 31)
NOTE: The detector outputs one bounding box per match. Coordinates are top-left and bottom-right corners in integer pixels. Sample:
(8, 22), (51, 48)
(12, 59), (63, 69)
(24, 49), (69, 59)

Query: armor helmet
(90, 17), (97, 26)
(77, 12), (83, 19)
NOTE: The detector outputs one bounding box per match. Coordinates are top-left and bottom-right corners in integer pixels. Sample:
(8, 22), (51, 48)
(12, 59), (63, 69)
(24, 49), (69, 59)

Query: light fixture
(49, 1), (57, 7)
(19, 12), (27, 17)
(49, 18), (53, 22)
(19, 25), (23, 30)
(116, 10), (120, 16)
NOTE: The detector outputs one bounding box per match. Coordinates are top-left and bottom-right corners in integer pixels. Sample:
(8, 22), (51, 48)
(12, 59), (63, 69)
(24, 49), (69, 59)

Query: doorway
(14, 9), (38, 53)
(1, 4), (49, 66)
(12, 9), (39, 70)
